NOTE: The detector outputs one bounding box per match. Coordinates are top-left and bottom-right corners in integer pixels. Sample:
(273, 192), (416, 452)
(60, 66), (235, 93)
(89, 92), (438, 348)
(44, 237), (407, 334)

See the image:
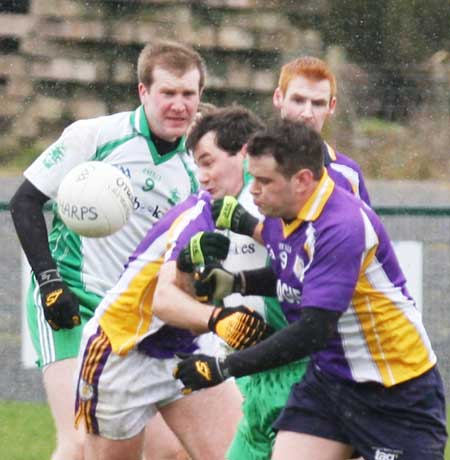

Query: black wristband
(36, 269), (62, 287)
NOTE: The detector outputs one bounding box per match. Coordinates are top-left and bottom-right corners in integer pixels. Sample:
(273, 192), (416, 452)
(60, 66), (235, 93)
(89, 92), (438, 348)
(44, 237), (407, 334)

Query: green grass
(0, 401), (55, 460)
(0, 400), (449, 458)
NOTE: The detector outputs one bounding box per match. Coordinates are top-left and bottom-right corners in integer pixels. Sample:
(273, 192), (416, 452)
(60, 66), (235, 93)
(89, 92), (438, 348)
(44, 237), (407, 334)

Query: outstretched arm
(224, 307), (340, 377)
(174, 307), (340, 392)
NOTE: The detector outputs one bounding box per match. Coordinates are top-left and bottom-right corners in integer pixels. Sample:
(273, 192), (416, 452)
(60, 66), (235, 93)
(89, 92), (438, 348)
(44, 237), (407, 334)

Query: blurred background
(0, 0), (449, 179)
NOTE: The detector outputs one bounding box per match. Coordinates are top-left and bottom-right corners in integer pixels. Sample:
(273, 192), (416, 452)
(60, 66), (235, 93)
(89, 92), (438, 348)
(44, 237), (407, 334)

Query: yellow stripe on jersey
(165, 210), (194, 256)
(165, 201), (208, 260)
(99, 258), (163, 355)
(324, 142), (360, 196)
(352, 239), (434, 386)
(354, 271), (434, 386)
(324, 141), (337, 161)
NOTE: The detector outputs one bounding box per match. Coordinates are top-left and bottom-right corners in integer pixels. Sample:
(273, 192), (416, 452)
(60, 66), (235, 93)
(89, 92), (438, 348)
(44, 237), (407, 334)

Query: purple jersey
(261, 171), (435, 386)
(323, 142), (371, 205)
(96, 191), (214, 357)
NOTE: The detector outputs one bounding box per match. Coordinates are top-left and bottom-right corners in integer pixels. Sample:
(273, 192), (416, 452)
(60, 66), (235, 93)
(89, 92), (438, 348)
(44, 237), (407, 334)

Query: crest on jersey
(43, 143), (66, 168)
(266, 246), (276, 260)
(293, 255), (305, 282)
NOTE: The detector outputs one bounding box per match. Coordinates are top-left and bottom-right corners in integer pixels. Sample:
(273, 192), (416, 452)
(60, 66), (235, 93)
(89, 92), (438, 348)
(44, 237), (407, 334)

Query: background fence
(0, 202), (449, 402)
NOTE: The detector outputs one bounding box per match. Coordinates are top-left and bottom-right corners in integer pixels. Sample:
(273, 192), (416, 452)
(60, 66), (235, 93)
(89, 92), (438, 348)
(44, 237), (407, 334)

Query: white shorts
(75, 319), (196, 440)
(195, 331), (226, 357)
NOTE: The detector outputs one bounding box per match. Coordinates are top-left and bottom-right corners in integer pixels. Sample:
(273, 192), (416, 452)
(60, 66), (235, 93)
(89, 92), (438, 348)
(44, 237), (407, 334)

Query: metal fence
(0, 206), (449, 402)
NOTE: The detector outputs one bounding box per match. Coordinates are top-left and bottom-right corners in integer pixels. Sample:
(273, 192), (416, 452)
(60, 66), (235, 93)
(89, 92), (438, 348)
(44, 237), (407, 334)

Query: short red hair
(278, 56), (337, 99)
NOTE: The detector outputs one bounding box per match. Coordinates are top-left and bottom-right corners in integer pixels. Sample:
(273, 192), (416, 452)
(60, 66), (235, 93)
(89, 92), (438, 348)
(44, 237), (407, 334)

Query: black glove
(173, 352), (229, 394)
(208, 306), (271, 350)
(37, 269), (81, 331)
(212, 196), (259, 236)
(177, 232), (230, 273)
(194, 264), (244, 302)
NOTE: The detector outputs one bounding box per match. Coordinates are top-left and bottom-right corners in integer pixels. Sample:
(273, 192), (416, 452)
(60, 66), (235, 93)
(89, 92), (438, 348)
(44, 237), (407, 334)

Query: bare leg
(43, 358), (85, 460)
(160, 380), (242, 460)
(143, 413), (189, 460)
(272, 431), (353, 460)
(84, 430), (145, 460)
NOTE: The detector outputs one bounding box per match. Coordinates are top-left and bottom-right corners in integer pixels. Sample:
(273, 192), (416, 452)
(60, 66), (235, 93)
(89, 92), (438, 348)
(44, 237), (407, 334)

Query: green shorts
(227, 358), (309, 460)
(26, 275), (101, 368)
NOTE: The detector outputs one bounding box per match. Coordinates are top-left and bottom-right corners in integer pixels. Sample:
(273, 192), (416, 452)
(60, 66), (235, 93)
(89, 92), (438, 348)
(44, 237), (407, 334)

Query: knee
(52, 431), (85, 460)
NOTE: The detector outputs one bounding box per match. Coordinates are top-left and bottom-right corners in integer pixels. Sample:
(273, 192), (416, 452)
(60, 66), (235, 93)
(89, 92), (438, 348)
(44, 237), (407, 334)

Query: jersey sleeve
(24, 117), (104, 199)
(331, 151), (372, 206)
(341, 155), (371, 206)
(357, 171), (371, 206)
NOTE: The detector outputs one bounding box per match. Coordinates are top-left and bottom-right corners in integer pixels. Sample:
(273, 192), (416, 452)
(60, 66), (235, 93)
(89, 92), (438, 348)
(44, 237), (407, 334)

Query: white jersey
(25, 106), (198, 309)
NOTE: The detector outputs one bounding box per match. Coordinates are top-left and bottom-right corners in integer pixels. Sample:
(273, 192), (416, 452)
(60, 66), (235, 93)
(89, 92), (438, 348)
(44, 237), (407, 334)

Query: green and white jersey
(25, 105), (198, 311)
(222, 167), (287, 331)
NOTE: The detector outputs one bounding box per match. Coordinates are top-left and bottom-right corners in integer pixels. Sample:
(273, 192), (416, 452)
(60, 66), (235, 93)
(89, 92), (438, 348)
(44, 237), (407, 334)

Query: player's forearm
(154, 286), (212, 334)
(223, 307), (340, 378)
(240, 266), (277, 296)
(153, 262), (213, 334)
(10, 180), (55, 274)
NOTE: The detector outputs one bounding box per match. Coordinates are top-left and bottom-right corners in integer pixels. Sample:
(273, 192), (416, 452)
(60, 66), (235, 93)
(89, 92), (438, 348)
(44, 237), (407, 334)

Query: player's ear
(273, 87), (283, 109)
(138, 82), (148, 103)
(328, 96), (337, 115)
(293, 169), (314, 193)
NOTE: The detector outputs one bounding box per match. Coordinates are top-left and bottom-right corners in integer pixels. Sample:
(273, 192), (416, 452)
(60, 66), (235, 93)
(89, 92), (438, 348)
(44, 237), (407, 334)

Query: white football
(56, 161), (134, 237)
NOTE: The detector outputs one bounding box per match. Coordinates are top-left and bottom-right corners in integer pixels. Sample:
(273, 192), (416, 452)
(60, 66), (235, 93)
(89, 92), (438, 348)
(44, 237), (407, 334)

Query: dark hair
(137, 40), (206, 90)
(186, 105), (265, 156)
(246, 118), (324, 179)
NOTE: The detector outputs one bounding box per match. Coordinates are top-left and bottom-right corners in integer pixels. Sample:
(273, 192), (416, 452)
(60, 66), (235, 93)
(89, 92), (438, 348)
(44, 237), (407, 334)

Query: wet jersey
(95, 191), (214, 356)
(261, 171), (436, 386)
(324, 142), (371, 205)
(24, 106), (198, 309)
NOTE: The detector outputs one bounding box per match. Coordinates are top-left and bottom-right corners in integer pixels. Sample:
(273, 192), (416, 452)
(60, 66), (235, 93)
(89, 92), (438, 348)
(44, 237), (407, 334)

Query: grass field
(0, 401), (55, 459)
(0, 400), (449, 459)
